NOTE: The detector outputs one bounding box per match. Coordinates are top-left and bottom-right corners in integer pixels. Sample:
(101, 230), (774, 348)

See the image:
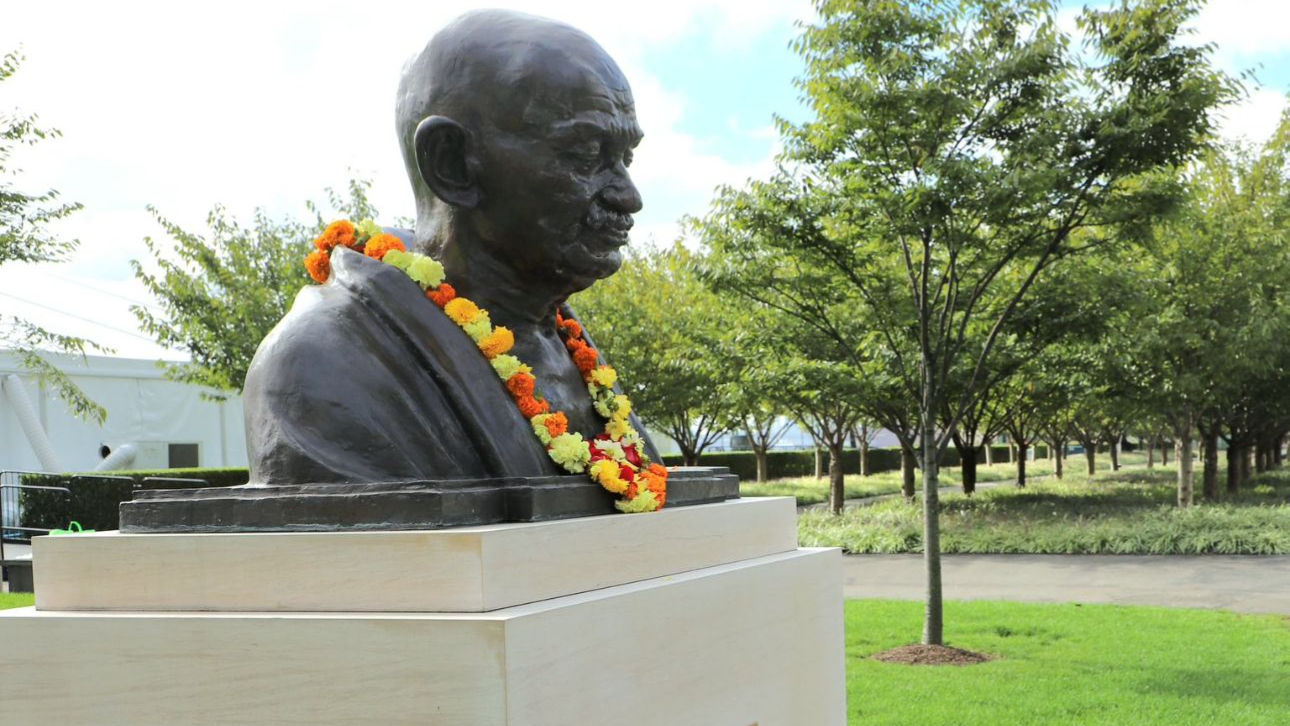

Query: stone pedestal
(0, 498), (846, 724)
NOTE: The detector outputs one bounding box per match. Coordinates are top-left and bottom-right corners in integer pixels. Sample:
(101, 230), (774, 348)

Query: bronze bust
(241, 10), (661, 485)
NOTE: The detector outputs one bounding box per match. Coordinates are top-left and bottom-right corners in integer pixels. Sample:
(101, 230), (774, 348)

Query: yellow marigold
(314, 220), (356, 251)
(407, 254), (446, 289)
(613, 394), (631, 418)
(444, 297), (481, 325)
(589, 365), (617, 389)
(462, 317), (492, 342)
(383, 249), (413, 271)
(304, 249), (330, 283)
(364, 233), (406, 261)
(590, 460), (627, 494)
(605, 417), (633, 439)
(477, 326), (514, 359)
(490, 354), (525, 381)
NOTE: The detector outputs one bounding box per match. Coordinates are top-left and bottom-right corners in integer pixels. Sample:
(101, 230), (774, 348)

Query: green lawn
(0, 591), (34, 609)
(800, 467), (1290, 554)
(847, 599), (1290, 725)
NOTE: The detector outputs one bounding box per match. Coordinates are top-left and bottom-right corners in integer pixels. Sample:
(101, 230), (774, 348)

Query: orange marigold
(559, 317), (583, 340)
(544, 411), (569, 439)
(572, 345), (599, 374)
(364, 233), (405, 260)
(478, 326), (515, 359)
(304, 249), (331, 283)
(314, 220), (356, 251)
(624, 481), (639, 501)
(506, 371), (536, 399)
(427, 283), (456, 308)
(517, 395), (549, 419)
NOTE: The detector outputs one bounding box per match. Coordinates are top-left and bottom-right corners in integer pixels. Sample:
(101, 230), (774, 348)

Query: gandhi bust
(242, 10), (660, 485)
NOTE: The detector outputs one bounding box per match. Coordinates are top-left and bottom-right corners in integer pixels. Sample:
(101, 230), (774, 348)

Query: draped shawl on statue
(243, 246), (657, 485)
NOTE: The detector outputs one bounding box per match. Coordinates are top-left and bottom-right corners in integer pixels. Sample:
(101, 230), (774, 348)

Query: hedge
(18, 467), (248, 533)
(662, 444), (1047, 481)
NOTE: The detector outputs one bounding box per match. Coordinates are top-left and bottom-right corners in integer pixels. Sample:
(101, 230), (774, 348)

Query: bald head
(397, 11), (634, 217)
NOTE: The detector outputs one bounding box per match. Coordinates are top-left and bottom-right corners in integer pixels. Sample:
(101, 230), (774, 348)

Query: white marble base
(0, 548), (845, 725)
(33, 497), (797, 612)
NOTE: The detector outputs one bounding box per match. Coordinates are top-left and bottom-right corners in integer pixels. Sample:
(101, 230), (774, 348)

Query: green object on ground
(846, 599), (1290, 725)
(50, 521), (95, 535)
(800, 468), (1290, 554)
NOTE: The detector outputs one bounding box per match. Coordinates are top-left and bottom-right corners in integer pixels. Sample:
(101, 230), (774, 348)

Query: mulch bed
(871, 644), (993, 666)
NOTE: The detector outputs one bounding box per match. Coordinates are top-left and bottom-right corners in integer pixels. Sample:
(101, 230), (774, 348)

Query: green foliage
(0, 49), (104, 422)
(572, 243), (741, 461)
(132, 178), (396, 396)
(846, 599), (1290, 725)
(801, 468), (1290, 554)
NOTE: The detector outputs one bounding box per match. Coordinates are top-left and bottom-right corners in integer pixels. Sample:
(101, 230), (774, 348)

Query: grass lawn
(801, 467), (1290, 554)
(0, 591), (34, 609)
(847, 599), (1290, 725)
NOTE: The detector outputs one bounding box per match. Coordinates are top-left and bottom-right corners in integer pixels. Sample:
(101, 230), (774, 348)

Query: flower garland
(305, 219), (667, 513)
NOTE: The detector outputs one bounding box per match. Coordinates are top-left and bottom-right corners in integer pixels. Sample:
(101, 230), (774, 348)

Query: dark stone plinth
(118, 467), (740, 533)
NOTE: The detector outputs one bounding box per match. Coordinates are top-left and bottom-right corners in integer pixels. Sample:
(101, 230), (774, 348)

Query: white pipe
(94, 443), (138, 471)
(3, 373), (64, 472)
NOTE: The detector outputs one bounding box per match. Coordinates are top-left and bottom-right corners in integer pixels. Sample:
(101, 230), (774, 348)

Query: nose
(601, 168), (643, 215)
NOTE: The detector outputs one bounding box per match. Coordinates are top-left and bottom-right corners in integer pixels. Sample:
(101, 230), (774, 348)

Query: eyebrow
(548, 118), (643, 146)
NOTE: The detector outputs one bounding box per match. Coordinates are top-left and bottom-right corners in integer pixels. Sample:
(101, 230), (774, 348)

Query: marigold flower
(548, 432), (590, 473)
(384, 249), (413, 271)
(356, 218), (383, 241)
(407, 255), (446, 289)
(544, 411), (569, 439)
(606, 417), (632, 439)
(615, 489), (660, 513)
(304, 249), (331, 283)
(427, 283), (456, 308)
(444, 297), (482, 325)
(477, 326), (515, 359)
(589, 365), (617, 388)
(490, 354), (525, 381)
(506, 371), (536, 398)
(573, 346), (599, 374)
(314, 220), (356, 251)
(559, 317), (583, 339)
(364, 233), (406, 261)
(517, 395), (549, 419)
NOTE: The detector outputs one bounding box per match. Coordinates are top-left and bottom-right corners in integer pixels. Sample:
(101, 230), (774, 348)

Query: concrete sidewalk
(843, 553), (1290, 614)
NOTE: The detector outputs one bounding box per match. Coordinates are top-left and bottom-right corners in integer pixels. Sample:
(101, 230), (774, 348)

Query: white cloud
(0, 0), (806, 360)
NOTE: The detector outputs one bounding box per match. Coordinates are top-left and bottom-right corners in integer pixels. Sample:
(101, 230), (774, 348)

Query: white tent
(0, 351), (247, 474)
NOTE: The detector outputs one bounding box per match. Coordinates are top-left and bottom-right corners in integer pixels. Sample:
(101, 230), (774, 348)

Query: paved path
(843, 553), (1290, 614)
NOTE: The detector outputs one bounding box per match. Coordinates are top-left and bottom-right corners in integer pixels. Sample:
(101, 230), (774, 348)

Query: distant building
(0, 351), (246, 473)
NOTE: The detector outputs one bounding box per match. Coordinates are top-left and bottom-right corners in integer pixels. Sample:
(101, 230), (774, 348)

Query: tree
(0, 50), (104, 422)
(698, 0), (1230, 645)
(572, 243), (739, 465)
(132, 179), (387, 396)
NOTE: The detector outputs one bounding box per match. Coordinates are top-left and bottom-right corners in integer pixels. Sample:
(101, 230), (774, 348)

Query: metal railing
(1, 473), (71, 582)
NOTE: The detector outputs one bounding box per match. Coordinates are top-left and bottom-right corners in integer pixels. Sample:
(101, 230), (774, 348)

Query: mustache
(585, 203), (634, 233)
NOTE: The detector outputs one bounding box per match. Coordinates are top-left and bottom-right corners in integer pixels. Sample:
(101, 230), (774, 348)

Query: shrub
(18, 467), (248, 532)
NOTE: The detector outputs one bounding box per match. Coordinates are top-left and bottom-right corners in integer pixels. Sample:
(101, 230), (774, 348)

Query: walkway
(843, 553), (1290, 614)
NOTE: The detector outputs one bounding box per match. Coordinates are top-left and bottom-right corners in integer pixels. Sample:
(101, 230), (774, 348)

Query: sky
(1, 0), (1287, 360)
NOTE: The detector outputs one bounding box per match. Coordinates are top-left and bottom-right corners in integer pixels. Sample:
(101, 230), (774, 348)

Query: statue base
(0, 498), (846, 724)
(118, 466), (739, 533)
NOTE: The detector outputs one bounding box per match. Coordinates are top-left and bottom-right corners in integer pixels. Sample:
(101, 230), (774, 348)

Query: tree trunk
(828, 441), (845, 515)
(753, 446), (769, 483)
(813, 446), (824, 479)
(682, 448), (699, 467)
(860, 437), (871, 477)
(961, 448), (977, 496)
(901, 444), (916, 501)
(1176, 416), (1194, 507)
(1201, 426), (1219, 500)
(920, 419), (943, 646)
(1084, 446), (1096, 477)
(1241, 446), (1253, 487)
(1162, 442), (1169, 466)
(1109, 439), (1120, 471)
(1226, 444), (1241, 495)
(984, 442), (994, 466)
(1255, 440), (1268, 474)
(1016, 443), (1028, 488)
(1147, 437), (1156, 468)
(1054, 440), (1064, 479)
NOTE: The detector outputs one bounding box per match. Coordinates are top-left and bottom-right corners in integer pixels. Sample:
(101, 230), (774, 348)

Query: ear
(414, 115), (481, 209)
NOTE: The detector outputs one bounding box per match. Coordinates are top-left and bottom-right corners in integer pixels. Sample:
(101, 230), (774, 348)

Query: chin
(554, 250), (622, 293)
